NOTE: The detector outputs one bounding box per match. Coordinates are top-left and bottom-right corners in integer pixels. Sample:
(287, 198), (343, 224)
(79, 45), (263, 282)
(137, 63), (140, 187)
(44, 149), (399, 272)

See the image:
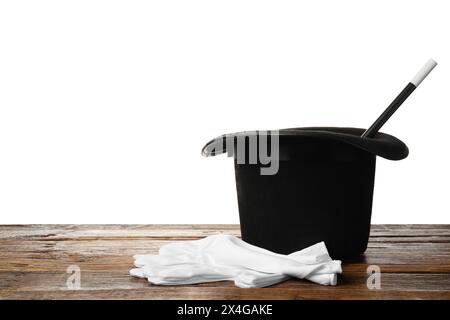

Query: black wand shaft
(361, 83), (416, 138)
(361, 59), (437, 139)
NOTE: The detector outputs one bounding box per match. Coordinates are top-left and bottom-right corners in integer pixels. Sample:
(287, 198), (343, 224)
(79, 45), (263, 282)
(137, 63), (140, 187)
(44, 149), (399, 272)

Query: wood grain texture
(0, 224), (449, 300)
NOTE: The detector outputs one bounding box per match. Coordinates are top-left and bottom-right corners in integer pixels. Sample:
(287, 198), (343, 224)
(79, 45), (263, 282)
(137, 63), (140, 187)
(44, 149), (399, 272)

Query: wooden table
(0, 225), (449, 300)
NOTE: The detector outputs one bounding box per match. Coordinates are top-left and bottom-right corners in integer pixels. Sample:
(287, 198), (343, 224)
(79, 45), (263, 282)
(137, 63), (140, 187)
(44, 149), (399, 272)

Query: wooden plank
(1, 285), (449, 300)
(1, 271), (449, 292)
(0, 224), (448, 240)
(0, 245), (449, 273)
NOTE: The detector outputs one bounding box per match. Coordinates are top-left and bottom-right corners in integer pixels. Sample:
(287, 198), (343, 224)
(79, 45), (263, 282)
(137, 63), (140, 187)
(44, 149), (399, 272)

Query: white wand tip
(411, 58), (437, 87)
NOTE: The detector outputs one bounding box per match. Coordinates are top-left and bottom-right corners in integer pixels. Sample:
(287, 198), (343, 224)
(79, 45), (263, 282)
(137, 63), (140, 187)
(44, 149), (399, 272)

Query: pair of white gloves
(130, 234), (341, 288)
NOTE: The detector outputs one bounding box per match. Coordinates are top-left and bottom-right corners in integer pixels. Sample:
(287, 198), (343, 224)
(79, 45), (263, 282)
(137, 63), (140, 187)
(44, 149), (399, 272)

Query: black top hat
(201, 126), (408, 259)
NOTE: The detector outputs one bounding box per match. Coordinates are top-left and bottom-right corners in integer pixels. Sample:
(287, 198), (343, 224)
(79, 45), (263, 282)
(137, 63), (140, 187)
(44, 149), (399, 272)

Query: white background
(0, 1), (449, 223)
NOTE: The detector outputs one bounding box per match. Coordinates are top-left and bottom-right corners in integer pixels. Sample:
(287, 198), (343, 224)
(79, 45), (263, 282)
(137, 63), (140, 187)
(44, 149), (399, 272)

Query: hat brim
(201, 127), (408, 161)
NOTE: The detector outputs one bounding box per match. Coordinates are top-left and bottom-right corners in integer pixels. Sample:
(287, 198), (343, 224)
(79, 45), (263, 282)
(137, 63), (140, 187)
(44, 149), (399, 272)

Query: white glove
(130, 234), (341, 288)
